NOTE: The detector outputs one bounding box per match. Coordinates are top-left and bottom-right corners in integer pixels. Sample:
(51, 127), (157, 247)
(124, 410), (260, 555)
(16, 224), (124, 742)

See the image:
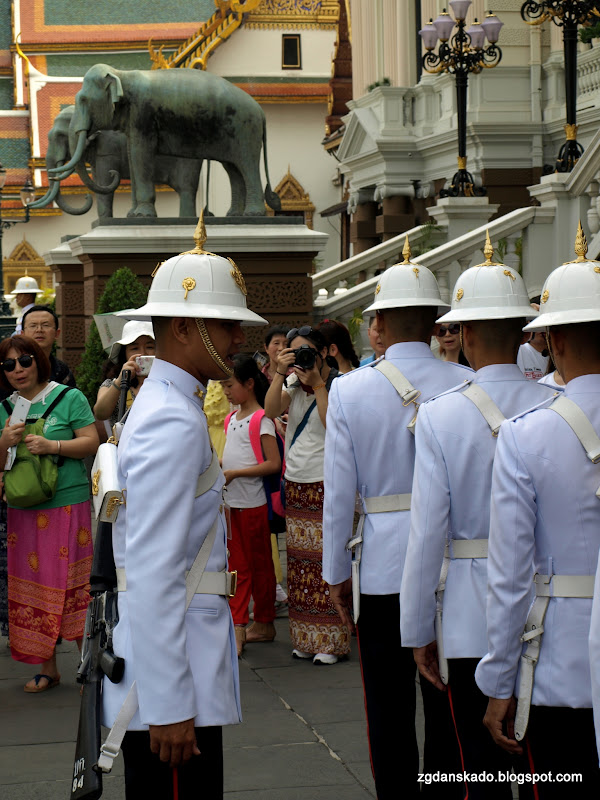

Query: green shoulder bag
(3, 387), (73, 509)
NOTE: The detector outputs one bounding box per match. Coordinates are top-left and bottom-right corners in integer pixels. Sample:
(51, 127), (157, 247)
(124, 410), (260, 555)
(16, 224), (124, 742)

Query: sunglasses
(0, 354), (35, 372)
(286, 326), (313, 341)
(438, 324), (460, 336)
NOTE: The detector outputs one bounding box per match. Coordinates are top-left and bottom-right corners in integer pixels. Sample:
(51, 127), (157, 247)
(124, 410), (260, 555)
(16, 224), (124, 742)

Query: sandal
(246, 622), (276, 643)
(24, 673), (60, 693)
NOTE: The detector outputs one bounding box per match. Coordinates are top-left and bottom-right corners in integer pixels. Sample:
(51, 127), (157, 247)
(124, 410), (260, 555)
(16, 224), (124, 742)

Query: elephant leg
(128, 137), (156, 217)
(92, 168), (114, 218)
(177, 161), (199, 218)
(237, 158), (265, 216)
(223, 163), (245, 217)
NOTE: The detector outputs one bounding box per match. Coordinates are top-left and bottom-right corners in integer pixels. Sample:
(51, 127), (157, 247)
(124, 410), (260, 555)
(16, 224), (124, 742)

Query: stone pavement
(0, 616), (381, 799)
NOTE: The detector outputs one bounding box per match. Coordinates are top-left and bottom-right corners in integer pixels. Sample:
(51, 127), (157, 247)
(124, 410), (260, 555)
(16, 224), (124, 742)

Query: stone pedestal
(45, 219), (328, 368)
(428, 197), (500, 242)
(43, 240), (86, 371)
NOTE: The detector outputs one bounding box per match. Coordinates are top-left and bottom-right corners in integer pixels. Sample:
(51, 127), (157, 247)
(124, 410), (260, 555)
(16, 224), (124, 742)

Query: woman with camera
(264, 326), (350, 665)
(93, 320), (155, 424)
(0, 335), (98, 691)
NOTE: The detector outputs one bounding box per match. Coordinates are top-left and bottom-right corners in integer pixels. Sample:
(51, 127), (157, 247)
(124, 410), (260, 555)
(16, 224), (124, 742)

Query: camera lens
(294, 346), (317, 370)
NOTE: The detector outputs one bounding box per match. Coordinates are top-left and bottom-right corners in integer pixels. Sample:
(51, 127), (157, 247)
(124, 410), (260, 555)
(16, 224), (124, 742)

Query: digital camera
(135, 355), (155, 376)
(293, 345), (317, 370)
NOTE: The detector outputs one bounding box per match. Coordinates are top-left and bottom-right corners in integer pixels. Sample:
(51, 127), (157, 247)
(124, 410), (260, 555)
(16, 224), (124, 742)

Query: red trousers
(227, 505), (276, 625)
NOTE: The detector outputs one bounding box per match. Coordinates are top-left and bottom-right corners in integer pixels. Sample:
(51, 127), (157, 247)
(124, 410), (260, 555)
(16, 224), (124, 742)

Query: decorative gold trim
(375, 283), (381, 295)
(503, 270), (516, 281)
(92, 470), (100, 497)
(265, 167), (315, 227)
(228, 257), (247, 296)
(105, 496), (123, 519)
(413, 267), (419, 277)
(151, 0), (262, 71)
(246, 0), (339, 29)
(195, 317), (233, 377)
(565, 123), (578, 142)
(457, 155), (467, 170)
(182, 277), (197, 299)
(456, 288), (464, 301)
(151, 261), (164, 278)
(541, 289), (549, 304)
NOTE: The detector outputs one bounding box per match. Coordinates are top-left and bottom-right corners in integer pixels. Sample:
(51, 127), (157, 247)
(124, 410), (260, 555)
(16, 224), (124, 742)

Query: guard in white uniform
(323, 239), (470, 800)
(476, 224), (600, 797)
(100, 218), (267, 799)
(12, 275), (43, 334)
(400, 233), (555, 799)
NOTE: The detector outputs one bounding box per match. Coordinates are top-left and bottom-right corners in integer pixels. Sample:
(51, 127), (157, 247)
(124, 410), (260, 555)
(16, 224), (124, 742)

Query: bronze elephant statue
(41, 64), (281, 218)
(33, 105), (202, 218)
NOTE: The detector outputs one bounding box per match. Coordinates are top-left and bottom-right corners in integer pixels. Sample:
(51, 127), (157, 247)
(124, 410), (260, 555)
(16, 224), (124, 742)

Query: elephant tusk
(48, 129), (87, 177)
(75, 164), (120, 194)
(26, 180), (60, 209)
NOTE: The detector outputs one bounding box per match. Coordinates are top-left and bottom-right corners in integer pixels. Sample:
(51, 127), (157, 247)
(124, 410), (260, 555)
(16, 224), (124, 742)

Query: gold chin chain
(459, 322), (464, 353)
(195, 318), (233, 377)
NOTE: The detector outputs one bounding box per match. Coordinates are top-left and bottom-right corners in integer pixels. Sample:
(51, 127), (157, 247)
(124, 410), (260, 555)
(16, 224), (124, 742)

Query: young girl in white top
(222, 354), (281, 657)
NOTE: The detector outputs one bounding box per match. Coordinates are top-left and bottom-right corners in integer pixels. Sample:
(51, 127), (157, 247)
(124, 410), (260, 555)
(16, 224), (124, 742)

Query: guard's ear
(106, 71), (123, 105)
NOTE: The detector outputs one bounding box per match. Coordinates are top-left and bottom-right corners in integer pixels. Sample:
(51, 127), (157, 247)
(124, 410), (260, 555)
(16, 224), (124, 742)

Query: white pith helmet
(109, 320), (155, 363)
(363, 236), (450, 315)
(525, 222), (600, 331)
(437, 231), (536, 324)
(119, 215), (267, 326)
(14, 275), (42, 295)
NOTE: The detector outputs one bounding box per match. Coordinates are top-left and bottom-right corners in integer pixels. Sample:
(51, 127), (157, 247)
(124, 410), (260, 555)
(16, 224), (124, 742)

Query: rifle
(71, 372), (131, 799)
(71, 521), (123, 800)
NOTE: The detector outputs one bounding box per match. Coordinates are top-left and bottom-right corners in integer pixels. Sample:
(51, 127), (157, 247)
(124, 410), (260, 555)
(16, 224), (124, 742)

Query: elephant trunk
(55, 188), (93, 216)
(74, 163), (120, 195)
(48, 130), (87, 179)
(26, 179), (60, 210)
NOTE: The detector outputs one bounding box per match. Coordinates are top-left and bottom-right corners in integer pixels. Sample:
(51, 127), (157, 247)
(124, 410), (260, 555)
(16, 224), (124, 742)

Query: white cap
(363, 237), (450, 315)
(524, 222), (600, 330)
(438, 232), (535, 323)
(109, 320), (154, 363)
(14, 276), (42, 295)
(120, 217), (267, 326)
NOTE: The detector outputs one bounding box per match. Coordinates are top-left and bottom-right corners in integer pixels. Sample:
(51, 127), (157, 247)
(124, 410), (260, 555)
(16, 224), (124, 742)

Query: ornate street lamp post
(419, 2), (503, 197)
(521, 0), (599, 172)
(0, 164), (35, 339)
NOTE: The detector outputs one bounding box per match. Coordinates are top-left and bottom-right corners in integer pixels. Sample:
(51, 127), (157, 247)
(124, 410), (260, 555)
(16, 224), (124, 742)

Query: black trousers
(448, 658), (532, 800)
(356, 593), (462, 800)
(121, 727), (223, 800)
(526, 705), (600, 799)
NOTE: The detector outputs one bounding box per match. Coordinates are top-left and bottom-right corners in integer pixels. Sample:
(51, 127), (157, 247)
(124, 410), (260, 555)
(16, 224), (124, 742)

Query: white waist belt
(116, 567), (237, 597)
(444, 538), (488, 559)
(363, 493), (411, 513)
(515, 570), (595, 742)
(534, 573), (595, 598)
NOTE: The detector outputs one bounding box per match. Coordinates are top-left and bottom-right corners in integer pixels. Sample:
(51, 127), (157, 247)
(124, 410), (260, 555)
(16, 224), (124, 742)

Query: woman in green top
(0, 335), (98, 693)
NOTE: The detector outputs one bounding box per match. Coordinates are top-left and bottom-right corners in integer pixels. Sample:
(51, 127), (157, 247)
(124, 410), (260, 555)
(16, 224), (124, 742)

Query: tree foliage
(76, 267), (148, 406)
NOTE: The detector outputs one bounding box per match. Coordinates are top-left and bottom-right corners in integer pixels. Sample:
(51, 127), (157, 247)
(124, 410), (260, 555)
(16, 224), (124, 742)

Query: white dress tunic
(476, 374), (600, 710)
(102, 358), (241, 730)
(401, 364), (556, 658)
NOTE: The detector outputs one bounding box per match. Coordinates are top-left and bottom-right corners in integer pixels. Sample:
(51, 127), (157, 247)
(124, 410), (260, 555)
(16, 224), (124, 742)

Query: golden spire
(473, 230), (502, 268)
(181, 210), (217, 256)
(563, 220), (591, 264)
(401, 235), (411, 264)
(574, 220), (588, 262)
(483, 230), (495, 265)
